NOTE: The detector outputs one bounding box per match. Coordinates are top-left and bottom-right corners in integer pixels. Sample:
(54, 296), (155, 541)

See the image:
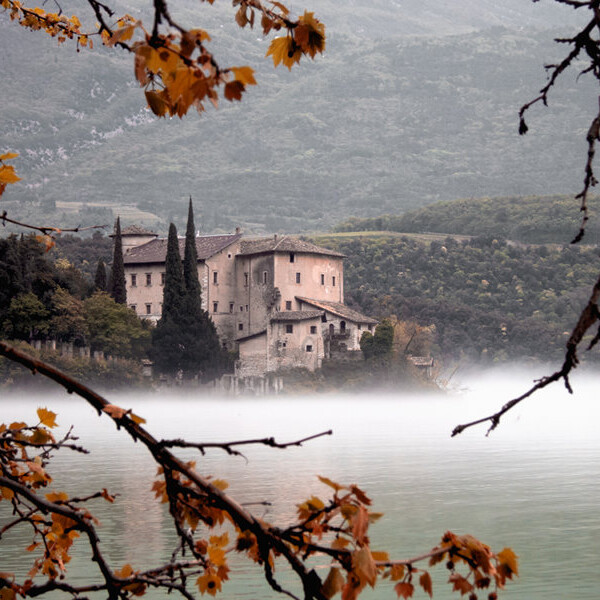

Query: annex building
(120, 225), (377, 377)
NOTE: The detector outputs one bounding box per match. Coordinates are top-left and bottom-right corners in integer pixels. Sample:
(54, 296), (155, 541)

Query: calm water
(1, 369), (599, 599)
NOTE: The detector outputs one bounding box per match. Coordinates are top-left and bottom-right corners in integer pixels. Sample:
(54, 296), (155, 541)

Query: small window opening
(145, 303), (152, 315)
(296, 272), (301, 284)
(286, 301), (292, 311)
(146, 273), (152, 286)
(131, 274), (137, 287)
(286, 324), (293, 334)
(213, 302), (218, 313)
(306, 345), (313, 352)
(310, 325), (317, 334)
(289, 253), (295, 263)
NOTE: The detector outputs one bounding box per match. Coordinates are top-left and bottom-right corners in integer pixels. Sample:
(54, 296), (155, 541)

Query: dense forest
(333, 195), (600, 245)
(312, 232), (600, 365)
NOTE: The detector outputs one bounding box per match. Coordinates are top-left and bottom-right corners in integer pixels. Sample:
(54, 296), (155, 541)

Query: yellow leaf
(115, 563), (134, 578)
(318, 475), (345, 492)
(107, 24), (136, 47)
(0, 486), (14, 501)
(266, 36), (301, 70)
(0, 152), (18, 160)
(389, 564), (405, 581)
(230, 66), (256, 86)
(497, 547), (519, 577)
(0, 165), (21, 184)
(211, 478), (229, 491)
(295, 11), (326, 58)
(197, 569), (222, 596)
(322, 567), (345, 599)
(37, 407), (58, 428)
(371, 551), (389, 562)
(130, 412), (146, 425)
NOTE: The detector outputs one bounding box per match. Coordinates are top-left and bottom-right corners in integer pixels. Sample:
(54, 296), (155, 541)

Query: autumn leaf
(389, 564), (405, 581)
(129, 412), (146, 425)
(145, 90), (168, 117)
(0, 152), (19, 160)
(352, 547), (377, 588)
(230, 66), (256, 86)
(497, 547), (519, 581)
(371, 550), (389, 562)
(103, 404), (128, 419)
(266, 36), (301, 70)
(318, 475), (345, 492)
(37, 407), (58, 428)
(395, 581), (414, 599)
(197, 569), (222, 596)
(0, 165), (21, 184)
(224, 80), (244, 102)
(322, 567), (345, 599)
(351, 504), (370, 546)
(448, 573), (473, 595)
(295, 11), (325, 58)
(419, 571), (433, 597)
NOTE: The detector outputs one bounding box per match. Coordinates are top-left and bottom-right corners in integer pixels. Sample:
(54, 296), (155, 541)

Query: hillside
(1, 2), (596, 235)
(333, 195), (600, 245)
(309, 233), (600, 365)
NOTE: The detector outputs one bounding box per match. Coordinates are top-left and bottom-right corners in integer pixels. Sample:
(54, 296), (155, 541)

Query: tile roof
(270, 310), (324, 322)
(239, 235), (345, 258)
(121, 225), (157, 236)
(124, 233), (242, 264)
(296, 297), (378, 325)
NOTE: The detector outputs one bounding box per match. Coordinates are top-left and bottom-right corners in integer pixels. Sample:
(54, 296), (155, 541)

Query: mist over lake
(1, 367), (599, 599)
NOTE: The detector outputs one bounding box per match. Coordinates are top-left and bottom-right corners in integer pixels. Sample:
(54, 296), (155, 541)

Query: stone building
(119, 226), (377, 376)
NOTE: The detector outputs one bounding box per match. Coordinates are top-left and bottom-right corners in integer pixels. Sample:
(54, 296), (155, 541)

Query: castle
(119, 225), (377, 377)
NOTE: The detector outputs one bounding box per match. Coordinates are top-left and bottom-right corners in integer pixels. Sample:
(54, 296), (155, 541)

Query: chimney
(274, 234), (278, 242)
(235, 226), (241, 234)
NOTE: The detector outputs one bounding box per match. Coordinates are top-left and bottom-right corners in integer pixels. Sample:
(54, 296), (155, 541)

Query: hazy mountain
(0, 1), (594, 235)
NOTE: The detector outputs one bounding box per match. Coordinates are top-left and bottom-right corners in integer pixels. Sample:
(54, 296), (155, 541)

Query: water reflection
(1, 370), (600, 598)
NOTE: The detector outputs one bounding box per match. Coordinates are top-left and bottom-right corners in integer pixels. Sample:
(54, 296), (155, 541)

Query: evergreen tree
(94, 259), (107, 291)
(151, 223), (185, 377)
(109, 217), (127, 304)
(180, 199), (225, 381)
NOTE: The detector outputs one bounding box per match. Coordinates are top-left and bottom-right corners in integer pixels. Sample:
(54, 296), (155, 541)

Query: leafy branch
(0, 340), (518, 599)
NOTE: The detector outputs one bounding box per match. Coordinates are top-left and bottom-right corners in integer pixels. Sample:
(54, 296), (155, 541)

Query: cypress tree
(151, 223), (185, 377)
(94, 259), (107, 291)
(180, 199), (225, 381)
(109, 217), (127, 304)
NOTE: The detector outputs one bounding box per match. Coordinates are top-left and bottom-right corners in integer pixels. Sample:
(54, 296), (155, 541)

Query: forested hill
(333, 195), (600, 245)
(1, 1), (596, 235)
(310, 233), (600, 365)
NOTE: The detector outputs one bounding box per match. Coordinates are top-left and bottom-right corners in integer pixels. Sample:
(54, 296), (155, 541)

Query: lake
(1, 368), (599, 599)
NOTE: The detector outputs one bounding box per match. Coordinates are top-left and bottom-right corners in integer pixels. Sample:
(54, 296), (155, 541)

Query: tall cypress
(183, 197), (201, 300)
(109, 217), (127, 304)
(94, 259), (107, 291)
(161, 223), (185, 320)
(151, 223), (185, 377)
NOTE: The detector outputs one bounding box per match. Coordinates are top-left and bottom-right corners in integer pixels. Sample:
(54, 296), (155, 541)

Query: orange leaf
(103, 404), (127, 419)
(0, 152), (19, 160)
(395, 582), (414, 599)
(230, 66), (256, 86)
(37, 407), (58, 428)
(448, 573), (473, 595)
(352, 547), (377, 588)
(0, 165), (21, 184)
(419, 571), (433, 597)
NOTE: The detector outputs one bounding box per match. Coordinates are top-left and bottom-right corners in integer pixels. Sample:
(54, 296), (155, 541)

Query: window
(131, 274), (137, 287)
(229, 303), (234, 314)
(310, 325), (317, 334)
(368, 324), (373, 331)
(289, 252), (295, 263)
(240, 306), (244, 312)
(285, 324), (293, 334)
(213, 302), (218, 313)
(286, 301), (292, 311)
(358, 324), (362, 330)
(296, 272), (301, 284)
(332, 276), (336, 287)
(244, 272), (249, 286)
(161, 272), (165, 286)
(145, 303), (152, 315)
(238, 323), (244, 331)
(130, 304), (137, 312)
(306, 345), (313, 352)
(213, 271), (218, 284)
(262, 271), (268, 284)
(146, 273), (152, 286)
(321, 273), (325, 285)
(245, 305), (249, 312)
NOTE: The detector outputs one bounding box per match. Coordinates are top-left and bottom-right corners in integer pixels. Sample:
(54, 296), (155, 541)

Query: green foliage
(48, 287), (88, 344)
(109, 217), (127, 304)
(311, 234), (600, 364)
(83, 292), (150, 359)
(333, 195), (600, 245)
(360, 319), (394, 360)
(2, 292), (49, 340)
(94, 258), (107, 291)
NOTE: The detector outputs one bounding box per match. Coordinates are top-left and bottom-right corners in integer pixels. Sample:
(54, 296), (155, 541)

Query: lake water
(1, 369), (600, 599)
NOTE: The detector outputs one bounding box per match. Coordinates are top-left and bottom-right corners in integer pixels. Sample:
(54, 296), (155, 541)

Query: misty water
(2, 369), (600, 599)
